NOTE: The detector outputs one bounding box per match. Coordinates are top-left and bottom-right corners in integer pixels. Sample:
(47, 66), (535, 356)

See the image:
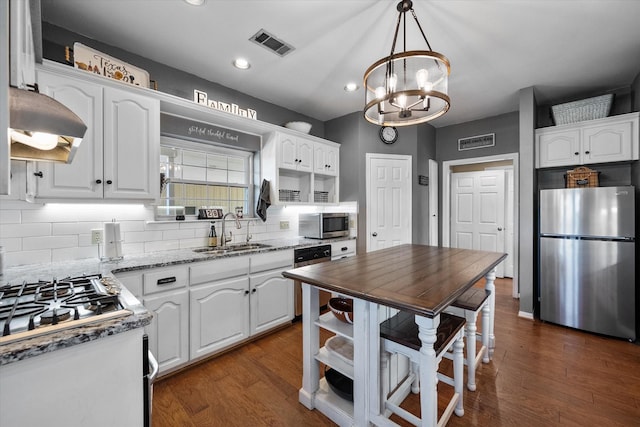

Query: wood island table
(282, 244), (507, 427)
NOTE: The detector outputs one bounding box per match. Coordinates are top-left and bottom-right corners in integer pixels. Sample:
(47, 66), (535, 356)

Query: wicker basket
(565, 166), (599, 188)
(551, 94), (613, 125)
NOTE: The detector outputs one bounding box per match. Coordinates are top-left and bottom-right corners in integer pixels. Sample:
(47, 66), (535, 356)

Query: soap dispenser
(208, 222), (218, 247)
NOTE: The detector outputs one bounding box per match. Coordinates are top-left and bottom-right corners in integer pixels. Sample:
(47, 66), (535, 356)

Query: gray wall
(326, 113), (436, 254)
(432, 110), (530, 312)
(40, 22), (326, 138)
(417, 124), (436, 244)
(518, 87), (536, 316)
(434, 111), (519, 244)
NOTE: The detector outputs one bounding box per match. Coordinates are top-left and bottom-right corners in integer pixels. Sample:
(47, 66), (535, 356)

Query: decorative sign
(160, 113), (261, 152)
(73, 43), (151, 88)
(458, 133), (495, 151)
(194, 89), (258, 120)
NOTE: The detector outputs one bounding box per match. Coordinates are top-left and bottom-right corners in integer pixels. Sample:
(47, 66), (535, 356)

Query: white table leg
(299, 283), (319, 409)
(484, 268), (497, 360)
(353, 298), (371, 427)
(415, 314), (440, 427)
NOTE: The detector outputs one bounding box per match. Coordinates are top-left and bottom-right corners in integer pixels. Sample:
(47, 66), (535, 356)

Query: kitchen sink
(226, 243), (272, 251)
(193, 248), (232, 255)
(193, 243), (271, 255)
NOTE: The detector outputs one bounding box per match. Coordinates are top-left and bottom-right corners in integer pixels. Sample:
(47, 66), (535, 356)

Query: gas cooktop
(0, 274), (131, 344)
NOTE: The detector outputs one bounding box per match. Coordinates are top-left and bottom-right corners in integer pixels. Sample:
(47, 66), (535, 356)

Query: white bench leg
(464, 314), (477, 391)
(410, 360), (420, 394)
(481, 302), (490, 364)
(453, 334), (465, 417)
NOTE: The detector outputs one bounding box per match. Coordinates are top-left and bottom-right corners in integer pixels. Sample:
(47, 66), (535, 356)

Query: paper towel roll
(103, 221), (122, 260)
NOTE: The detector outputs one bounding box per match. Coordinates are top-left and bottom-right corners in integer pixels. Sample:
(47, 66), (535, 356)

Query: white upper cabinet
(314, 142), (339, 176)
(278, 133), (313, 172)
(103, 86), (159, 200)
(9, 0), (36, 88)
(33, 71), (104, 198)
(32, 68), (160, 201)
(536, 112), (639, 168)
(262, 131), (340, 205)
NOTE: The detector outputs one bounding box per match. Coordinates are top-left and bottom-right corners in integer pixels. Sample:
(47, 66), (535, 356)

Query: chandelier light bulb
(397, 93), (407, 108)
(387, 74), (397, 92)
(416, 69), (429, 89)
(375, 86), (386, 99)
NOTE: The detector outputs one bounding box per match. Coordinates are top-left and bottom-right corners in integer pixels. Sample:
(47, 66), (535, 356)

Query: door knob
(372, 232), (377, 237)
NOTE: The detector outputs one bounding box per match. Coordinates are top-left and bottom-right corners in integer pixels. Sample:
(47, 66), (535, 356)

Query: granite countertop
(0, 236), (354, 365)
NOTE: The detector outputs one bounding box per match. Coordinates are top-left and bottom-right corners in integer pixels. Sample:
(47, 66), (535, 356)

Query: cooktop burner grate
(0, 274), (128, 341)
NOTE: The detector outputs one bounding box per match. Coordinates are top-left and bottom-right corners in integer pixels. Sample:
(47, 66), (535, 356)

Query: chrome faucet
(221, 212), (241, 246)
(245, 220), (253, 243)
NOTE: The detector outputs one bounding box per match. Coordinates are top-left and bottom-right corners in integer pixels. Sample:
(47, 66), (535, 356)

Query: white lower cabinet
(330, 239), (356, 261)
(140, 265), (189, 375)
(190, 276), (250, 360)
(143, 289), (189, 373)
(116, 249), (294, 376)
(250, 270), (293, 335)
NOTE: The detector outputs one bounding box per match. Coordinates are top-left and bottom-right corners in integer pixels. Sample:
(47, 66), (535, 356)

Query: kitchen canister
(102, 219), (123, 261)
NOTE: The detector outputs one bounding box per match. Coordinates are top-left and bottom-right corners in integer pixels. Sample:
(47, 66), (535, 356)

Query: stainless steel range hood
(9, 85), (87, 163)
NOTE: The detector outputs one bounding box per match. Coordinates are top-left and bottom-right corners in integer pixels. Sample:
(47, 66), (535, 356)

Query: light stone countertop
(0, 237), (354, 365)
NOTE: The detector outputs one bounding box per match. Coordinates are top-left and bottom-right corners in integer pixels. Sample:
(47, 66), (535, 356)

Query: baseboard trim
(518, 311), (534, 320)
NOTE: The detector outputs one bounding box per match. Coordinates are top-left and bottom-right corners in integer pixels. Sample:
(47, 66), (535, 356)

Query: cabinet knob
(244, 290), (249, 295)
(252, 288), (257, 294)
(585, 151), (590, 155)
(95, 179), (102, 184)
(33, 171), (43, 178)
(372, 232), (378, 237)
(574, 152), (579, 156)
(106, 180), (113, 185)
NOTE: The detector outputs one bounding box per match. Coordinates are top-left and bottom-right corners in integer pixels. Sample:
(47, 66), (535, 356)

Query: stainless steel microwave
(299, 213), (350, 239)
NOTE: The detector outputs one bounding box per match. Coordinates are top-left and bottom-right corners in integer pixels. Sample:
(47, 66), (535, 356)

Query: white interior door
(504, 169), (514, 277)
(451, 170), (506, 277)
(428, 159), (438, 246)
(366, 154), (412, 252)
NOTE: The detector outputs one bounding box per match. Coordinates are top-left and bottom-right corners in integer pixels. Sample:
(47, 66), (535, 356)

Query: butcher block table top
(282, 244), (507, 318)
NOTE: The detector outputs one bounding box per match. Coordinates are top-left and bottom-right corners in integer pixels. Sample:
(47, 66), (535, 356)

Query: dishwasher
(294, 244), (331, 318)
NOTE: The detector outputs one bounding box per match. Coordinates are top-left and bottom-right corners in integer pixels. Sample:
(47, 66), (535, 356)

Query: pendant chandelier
(363, 0), (450, 127)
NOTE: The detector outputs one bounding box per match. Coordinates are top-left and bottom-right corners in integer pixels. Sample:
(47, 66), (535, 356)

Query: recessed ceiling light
(184, 0), (205, 6)
(233, 58), (251, 70)
(344, 82), (358, 92)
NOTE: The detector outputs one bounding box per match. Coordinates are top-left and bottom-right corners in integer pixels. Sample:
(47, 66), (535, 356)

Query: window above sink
(157, 136), (256, 220)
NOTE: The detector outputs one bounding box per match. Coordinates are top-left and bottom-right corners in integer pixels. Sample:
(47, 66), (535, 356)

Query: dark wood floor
(152, 278), (640, 426)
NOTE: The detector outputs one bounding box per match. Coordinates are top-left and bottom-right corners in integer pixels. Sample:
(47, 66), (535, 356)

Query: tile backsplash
(0, 198), (357, 268)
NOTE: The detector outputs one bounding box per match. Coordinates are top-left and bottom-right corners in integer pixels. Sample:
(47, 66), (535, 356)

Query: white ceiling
(40, 0), (640, 128)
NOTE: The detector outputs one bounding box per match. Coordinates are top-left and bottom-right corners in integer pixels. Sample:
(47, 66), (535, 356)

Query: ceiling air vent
(250, 29), (294, 57)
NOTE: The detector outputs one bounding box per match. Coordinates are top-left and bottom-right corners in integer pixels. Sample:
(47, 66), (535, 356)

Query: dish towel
(256, 179), (271, 221)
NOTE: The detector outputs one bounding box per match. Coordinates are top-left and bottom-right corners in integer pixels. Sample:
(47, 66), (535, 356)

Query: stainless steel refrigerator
(539, 186), (636, 341)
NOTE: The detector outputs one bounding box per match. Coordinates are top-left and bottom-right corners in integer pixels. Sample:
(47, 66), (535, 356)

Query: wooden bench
(379, 311), (466, 426)
(444, 287), (491, 391)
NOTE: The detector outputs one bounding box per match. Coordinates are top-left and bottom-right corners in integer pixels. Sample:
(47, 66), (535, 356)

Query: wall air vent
(249, 29), (294, 57)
